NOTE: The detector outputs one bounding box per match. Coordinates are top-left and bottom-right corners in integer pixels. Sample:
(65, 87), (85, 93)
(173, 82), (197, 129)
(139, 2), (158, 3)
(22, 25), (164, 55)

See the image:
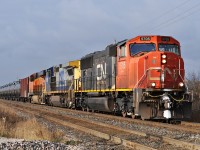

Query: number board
(140, 36), (151, 41)
(161, 37), (170, 42)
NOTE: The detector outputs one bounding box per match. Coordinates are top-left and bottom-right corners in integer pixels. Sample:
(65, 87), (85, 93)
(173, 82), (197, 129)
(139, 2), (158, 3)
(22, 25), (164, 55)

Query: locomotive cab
(116, 35), (192, 121)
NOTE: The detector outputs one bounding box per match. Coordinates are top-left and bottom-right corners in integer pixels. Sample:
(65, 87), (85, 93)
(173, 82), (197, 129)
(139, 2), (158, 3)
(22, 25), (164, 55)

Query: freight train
(0, 35), (192, 121)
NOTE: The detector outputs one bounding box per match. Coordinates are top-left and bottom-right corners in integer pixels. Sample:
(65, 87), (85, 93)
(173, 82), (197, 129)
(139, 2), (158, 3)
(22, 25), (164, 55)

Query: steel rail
(181, 121), (200, 127)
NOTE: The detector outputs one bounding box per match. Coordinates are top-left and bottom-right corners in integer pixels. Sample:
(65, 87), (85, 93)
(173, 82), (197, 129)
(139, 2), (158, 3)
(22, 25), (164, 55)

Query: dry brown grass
(14, 118), (65, 142)
(0, 103), (65, 142)
(0, 104), (24, 137)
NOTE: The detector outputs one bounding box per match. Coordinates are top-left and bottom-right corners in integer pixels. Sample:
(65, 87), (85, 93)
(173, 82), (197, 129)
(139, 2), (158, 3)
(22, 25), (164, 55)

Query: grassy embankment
(0, 103), (65, 142)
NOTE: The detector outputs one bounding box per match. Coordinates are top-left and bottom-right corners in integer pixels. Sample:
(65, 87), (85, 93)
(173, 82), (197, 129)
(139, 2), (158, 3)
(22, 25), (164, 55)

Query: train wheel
(86, 107), (90, 112)
(122, 111), (126, 117)
(82, 107), (85, 111)
(141, 116), (145, 121)
(131, 114), (135, 119)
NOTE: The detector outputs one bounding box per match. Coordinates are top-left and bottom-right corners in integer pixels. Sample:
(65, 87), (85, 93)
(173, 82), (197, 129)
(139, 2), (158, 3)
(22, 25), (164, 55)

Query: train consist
(0, 35), (192, 121)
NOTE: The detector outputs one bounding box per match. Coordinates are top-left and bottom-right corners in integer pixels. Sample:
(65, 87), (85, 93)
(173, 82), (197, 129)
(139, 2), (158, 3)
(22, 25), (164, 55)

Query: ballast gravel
(55, 110), (200, 145)
(0, 138), (82, 150)
(0, 137), (131, 150)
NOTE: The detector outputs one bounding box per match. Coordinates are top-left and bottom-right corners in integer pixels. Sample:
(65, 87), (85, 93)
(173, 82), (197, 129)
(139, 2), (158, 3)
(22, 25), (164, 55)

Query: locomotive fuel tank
(49, 95), (66, 107)
(86, 97), (115, 112)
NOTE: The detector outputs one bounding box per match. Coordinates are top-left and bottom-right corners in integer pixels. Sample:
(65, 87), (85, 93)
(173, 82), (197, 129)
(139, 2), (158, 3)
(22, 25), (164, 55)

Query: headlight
(179, 82), (184, 87)
(162, 54), (167, 59)
(162, 59), (167, 64)
(151, 82), (156, 87)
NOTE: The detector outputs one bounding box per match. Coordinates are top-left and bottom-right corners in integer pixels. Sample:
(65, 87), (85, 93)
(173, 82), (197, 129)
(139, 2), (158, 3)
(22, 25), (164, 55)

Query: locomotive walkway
(0, 99), (200, 150)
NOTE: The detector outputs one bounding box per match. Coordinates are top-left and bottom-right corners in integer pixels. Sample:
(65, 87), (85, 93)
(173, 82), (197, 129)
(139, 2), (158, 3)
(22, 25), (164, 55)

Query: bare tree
(186, 71), (200, 110)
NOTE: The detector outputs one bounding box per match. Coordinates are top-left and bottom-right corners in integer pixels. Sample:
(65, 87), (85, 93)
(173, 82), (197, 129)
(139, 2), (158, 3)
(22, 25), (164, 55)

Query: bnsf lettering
(97, 63), (106, 81)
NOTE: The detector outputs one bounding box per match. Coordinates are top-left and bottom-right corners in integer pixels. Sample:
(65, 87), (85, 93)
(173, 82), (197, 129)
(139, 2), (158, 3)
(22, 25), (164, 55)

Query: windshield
(130, 43), (156, 56)
(158, 44), (180, 55)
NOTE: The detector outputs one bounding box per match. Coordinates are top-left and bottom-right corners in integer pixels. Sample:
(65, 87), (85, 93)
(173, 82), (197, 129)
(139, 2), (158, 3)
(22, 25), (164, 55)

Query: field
(0, 103), (64, 142)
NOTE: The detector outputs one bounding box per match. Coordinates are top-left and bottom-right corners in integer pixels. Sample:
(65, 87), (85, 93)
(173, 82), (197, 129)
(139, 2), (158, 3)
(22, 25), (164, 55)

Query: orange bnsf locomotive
(0, 35), (192, 121)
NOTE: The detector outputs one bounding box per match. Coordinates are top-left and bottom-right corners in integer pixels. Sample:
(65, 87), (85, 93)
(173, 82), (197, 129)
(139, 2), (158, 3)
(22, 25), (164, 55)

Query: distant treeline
(187, 71), (200, 122)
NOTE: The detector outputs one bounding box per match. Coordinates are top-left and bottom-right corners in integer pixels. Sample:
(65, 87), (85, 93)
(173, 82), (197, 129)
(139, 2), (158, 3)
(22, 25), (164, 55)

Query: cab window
(118, 46), (126, 57)
(158, 44), (180, 55)
(130, 43), (156, 56)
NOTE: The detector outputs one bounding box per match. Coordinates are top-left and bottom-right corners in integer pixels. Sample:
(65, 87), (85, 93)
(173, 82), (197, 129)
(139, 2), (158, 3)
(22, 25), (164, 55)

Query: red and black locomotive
(0, 35), (192, 121)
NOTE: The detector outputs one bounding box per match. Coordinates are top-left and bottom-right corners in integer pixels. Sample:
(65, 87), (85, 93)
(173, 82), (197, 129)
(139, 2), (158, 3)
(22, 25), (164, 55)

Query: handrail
(134, 67), (162, 88)
(134, 67), (186, 89)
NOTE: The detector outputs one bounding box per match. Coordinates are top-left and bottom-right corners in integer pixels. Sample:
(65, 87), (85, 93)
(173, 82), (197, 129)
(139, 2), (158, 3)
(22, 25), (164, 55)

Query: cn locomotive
(0, 35), (192, 121)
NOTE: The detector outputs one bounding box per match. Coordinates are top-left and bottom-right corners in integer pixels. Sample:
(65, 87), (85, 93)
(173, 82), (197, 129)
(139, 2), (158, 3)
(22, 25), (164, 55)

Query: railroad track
(181, 121), (200, 129)
(65, 106), (200, 134)
(0, 99), (200, 150)
(17, 100), (200, 134)
(81, 111), (200, 134)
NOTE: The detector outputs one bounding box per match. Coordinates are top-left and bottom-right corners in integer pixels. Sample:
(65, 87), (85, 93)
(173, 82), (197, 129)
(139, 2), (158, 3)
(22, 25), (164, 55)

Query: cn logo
(97, 63), (107, 81)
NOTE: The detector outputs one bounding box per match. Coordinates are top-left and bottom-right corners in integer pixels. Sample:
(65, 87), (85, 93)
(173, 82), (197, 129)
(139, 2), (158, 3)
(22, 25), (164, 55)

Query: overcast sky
(0, 0), (199, 85)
